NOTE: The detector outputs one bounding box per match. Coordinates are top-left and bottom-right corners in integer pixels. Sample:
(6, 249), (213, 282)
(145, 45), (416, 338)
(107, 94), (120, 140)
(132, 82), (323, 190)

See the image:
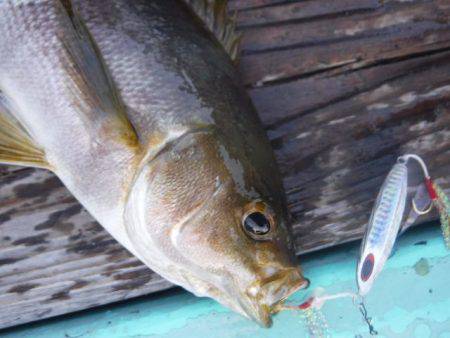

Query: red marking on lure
(299, 297), (314, 310)
(425, 178), (438, 200)
(361, 253), (375, 282)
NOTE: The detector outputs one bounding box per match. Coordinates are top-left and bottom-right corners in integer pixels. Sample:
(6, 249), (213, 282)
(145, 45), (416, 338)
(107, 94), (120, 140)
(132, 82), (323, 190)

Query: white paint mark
(340, 13), (414, 36)
(407, 130), (450, 150)
(422, 85), (450, 98)
(399, 92), (417, 104)
(368, 103), (390, 111)
(254, 72), (285, 87)
(305, 200), (351, 218)
(296, 131), (311, 140)
(367, 84), (394, 101)
(396, 85), (450, 108)
(328, 115), (356, 126)
(322, 145), (348, 170)
(409, 121), (432, 132)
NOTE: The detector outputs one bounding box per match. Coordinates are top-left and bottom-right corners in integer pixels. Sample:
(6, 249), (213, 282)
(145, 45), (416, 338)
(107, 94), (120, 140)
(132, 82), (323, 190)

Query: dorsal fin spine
(184, 0), (241, 61)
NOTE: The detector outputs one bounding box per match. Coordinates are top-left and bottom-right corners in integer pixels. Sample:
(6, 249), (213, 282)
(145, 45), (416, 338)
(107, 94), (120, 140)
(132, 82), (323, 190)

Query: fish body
(0, 0), (307, 326)
(357, 160), (408, 296)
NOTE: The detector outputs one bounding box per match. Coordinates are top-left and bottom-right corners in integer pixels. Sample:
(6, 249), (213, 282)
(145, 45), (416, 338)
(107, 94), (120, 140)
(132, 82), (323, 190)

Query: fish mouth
(243, 268), (310, 327)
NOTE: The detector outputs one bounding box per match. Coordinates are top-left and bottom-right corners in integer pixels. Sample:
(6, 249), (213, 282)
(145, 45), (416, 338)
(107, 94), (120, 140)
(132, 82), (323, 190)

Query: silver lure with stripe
(357, 159), (408, 296)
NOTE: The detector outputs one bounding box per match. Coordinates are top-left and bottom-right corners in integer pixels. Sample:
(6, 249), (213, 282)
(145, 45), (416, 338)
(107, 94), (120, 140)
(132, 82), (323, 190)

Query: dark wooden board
(1, 0), (450, 329)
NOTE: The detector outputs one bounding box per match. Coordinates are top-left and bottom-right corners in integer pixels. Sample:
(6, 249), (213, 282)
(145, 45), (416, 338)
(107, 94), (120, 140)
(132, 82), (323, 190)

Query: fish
(0, 0), (308, 326)
(357, 158), (408, 296)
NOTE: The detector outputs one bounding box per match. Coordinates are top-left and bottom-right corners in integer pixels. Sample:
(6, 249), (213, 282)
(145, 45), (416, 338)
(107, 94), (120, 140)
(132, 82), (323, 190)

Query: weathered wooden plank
(234, 0), (381, 28)
(228, 0), (287, 12)
(239, 0), (450, 85)
(1, 0), (449, 330)
(240, 1), (447, 51)
(0, 168), (173, 328)
(273, 58), (450, 249)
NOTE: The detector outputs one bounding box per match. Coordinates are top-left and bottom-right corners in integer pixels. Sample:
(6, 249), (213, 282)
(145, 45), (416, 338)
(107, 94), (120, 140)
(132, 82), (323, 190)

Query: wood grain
(1, 0), (449, 329)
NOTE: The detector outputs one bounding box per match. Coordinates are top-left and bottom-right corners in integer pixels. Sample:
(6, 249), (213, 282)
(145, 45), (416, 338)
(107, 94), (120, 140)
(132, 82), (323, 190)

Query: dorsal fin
(183, 0), (241, 61)
(0, 92), (49, 169)
(58, 0), (139, 149)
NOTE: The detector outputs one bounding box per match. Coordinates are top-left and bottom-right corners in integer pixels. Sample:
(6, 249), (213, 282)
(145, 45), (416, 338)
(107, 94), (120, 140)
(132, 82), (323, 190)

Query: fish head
(125, 130), (308, 326)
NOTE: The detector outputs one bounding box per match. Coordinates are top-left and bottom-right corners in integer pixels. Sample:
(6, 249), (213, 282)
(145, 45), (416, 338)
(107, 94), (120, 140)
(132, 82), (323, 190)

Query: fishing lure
(299, 307), (330, 338)
(356, 153), (450, 296)
(353, 159), (409, 335)
(351, 157), (410, 336)
(433, 183), (450, 248)
(280, 288), (336, 338)
(277, 158), (410, 335)
(357, 158), (408, 297)
(405, 154), (450, 249)
(357, 300), (378, 335)
(281, 287), (378, 336)
(401, 183), (432, 235)
(281, 154), (448, 336)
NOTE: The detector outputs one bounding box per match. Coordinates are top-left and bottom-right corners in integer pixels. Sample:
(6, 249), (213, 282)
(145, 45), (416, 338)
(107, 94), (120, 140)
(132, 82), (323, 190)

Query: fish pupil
(244, 212), (270, 235)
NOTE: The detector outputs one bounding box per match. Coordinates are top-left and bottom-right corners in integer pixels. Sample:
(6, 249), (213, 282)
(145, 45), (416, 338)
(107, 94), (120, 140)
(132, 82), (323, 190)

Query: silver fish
(0, 0), (308, 326)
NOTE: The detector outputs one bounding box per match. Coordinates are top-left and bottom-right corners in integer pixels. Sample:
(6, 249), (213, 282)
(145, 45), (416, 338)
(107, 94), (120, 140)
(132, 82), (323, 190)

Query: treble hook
(400, 154), (434, 216)
(412, 198), (433, 215)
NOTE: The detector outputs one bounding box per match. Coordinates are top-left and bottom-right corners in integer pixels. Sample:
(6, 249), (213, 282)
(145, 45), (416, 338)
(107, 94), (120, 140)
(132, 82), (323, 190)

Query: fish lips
(244, 268), (309, 327)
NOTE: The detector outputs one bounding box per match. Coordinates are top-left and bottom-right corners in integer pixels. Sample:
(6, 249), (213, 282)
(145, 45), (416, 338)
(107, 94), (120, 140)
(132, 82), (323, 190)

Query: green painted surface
(2, 223), (450, 338)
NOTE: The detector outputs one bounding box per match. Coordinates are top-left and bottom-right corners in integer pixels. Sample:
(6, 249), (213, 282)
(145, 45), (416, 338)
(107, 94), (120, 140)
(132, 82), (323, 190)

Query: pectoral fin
(0, 93), (49, 169)
(59, 0), (139, 149)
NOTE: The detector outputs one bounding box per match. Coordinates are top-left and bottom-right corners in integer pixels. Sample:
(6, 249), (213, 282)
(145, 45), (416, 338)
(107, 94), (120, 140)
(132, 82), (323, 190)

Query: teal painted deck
(2, 223), (449, 338)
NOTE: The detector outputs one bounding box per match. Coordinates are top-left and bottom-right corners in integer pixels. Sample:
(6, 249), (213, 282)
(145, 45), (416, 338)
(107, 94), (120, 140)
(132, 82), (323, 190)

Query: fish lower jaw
(244, 271), (309, 327)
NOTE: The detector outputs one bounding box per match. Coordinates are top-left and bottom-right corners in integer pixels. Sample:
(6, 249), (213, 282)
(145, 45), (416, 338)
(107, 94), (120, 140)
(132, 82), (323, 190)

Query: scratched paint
(1, 223), (449, 338)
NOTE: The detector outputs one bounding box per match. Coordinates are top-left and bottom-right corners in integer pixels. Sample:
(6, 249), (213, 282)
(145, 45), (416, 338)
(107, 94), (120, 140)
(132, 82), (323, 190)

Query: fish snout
(245, 268), (309, 327)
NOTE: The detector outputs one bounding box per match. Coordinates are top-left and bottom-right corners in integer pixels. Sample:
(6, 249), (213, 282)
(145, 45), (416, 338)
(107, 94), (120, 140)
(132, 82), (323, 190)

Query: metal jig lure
(357, 158), (408, 297)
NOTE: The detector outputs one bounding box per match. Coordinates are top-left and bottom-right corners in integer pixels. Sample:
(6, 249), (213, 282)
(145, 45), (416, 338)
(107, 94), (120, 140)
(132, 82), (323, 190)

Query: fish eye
(243, 212), (271, 235)
(241, 201), (275, 240)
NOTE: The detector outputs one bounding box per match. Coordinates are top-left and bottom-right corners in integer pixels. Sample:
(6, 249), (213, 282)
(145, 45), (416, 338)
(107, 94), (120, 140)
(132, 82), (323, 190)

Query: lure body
(357, 161), (408, 296)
